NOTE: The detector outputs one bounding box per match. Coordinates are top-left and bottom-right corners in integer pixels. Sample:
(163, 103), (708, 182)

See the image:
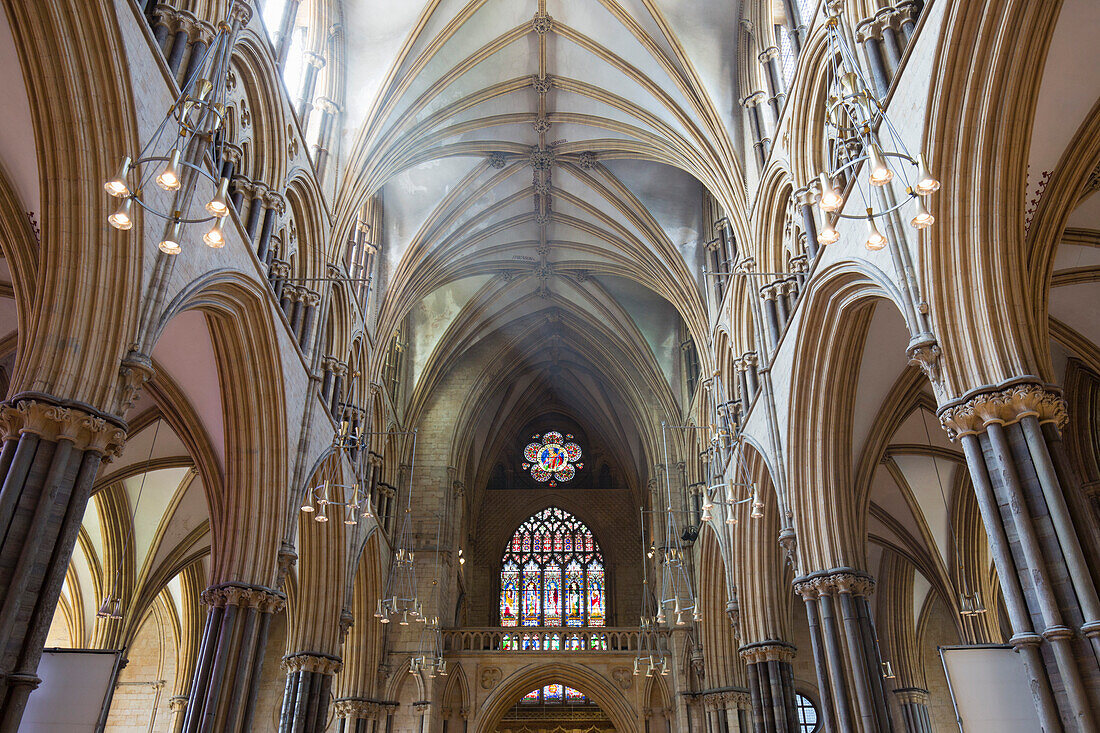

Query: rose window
(522, 431), (583, 486)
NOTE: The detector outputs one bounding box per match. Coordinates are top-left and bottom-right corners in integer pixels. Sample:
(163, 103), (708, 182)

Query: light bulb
(818, 219), (840, 246)
(156, 149), (182, 191)
(910, 197), (934, 230)
(110, 598), (123, 620)
(818, 172), (843, 212)
(203, 218), (226, 248)
(399, 611), (409, 626)
(379, 615), (390, 624)
(915, 154), (940, 195)
(108, 197), (134, 230)
(864, 213), (887, 251)
(867, 143), (893, 186)
(374, 601), (383, 618)
(104, 157), (131, 198)
(344, 512), (358, 525)
(700, 505), (712, 523)
(315, 510), (329, 523)
(726, 512), (737, 525)
(206, 177), (230, 216)
(158, 220), (182, 255)
(96, 597), (113, 619)
(693, 609), (702, 622)
(300, 499), (315, 513)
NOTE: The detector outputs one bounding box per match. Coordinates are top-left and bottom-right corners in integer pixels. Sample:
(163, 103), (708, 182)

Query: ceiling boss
(523, 431), (583, 486)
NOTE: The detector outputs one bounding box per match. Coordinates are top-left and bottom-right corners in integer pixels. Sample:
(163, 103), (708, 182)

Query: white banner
(21, 648), (121, 732)
(939, 645), (1042, 733)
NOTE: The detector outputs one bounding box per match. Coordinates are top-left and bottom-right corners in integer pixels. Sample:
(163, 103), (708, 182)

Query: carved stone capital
(227, 2), (253, 28)
(315, 96), (342, 115)
(283, 652), (342, 675)
(200, 582), (287, 613)
(168, 696), (188, 713)
(0, 399), (126, 457)
(304, 51), (327, 69)
(263, 190), (287, 214)
(531, 10), (554, 34)
(739, 640), (796, 664)
(795, 569), (876, 598)
(118, 352), (156, 413)
(938, 381), (1067, 439)
(893, 687), (930, 706)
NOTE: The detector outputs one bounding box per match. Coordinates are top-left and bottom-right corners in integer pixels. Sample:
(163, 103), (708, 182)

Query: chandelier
(372, 430), (425, 625)
(300, 419), (375, 525)
(700, 436), (763, 525)
(633, 578), (670, 677)
(816, 0), (940, 250)
(410, 512), (447, 678)
(104, 2), (246, 253)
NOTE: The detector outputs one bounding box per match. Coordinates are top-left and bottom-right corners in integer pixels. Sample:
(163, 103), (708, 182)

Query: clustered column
(741, 92), (771, 169)
(892, 688), (932, 733)
(941, 382), (1100, 731)
(793, 570), (893, 733)
(278, 652), (342, 733)
(854, 3), (925, 96)
(0, 399), (127, 729)
(181, 583), (286, 732)
(740, 642), (798, 733)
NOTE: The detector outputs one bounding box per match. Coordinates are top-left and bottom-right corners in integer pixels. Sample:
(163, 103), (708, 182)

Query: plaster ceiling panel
(649, 0), (741, 140)
(398, 38), (537, 129)
(850, 301), (909, 465)
(891, 454), (953, 565)
(342, 0), (439, 127)
(912, 571), (932, 624)
(69, 541), (96, 638)
(104, 419), (190, 483)
(409, 275), (494, 388)
(868, 514), (907, 554)
(1066, 191), (1100, 229)
(428, 120), (539, 150)
(594, 274), (682, 390)
(381, 155), (486, 267)
(549, 0), (693, 116)
(551, 38), (693, 140)
(1052, 242), (1100, 272)
(80, 498), (105, 567)
(1050, 282), (1100, 348)
(152, 310), (225, 470)
(549, 89), (663, 134)
(0, 297), (17, 340)
(868, 463), (923, 549)
(148, 472), (210, 577)
(123, 466), (194, 569)
(888, 405), (952, 451)
(0, 2), (40, 220)
(548, 122), (639, 146)
(167, 574), (183, 623)
(434, 89), (540, 130)
(1025, 0), (1100, 213)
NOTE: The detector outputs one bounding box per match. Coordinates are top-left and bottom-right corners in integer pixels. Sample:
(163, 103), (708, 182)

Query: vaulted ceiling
(336, 0), (747, 487)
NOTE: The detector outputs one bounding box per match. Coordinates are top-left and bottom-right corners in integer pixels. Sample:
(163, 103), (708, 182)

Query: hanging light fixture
(816, 1), (940, 249)
(104, 2), (249, 256)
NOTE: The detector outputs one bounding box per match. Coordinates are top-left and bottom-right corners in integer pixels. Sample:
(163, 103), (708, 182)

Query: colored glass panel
(565, 686), (585, 702)
(565, 560), (584, 626)
(544, 684), (563, 702)
(543, 566), (562, 626)
(521, 689), (539, 703)
(587, 560), (605, 627)
(501, 561), (519, 627)
(522, 560), (541, 626)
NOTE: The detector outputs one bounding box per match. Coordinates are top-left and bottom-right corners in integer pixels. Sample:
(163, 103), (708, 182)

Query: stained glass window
(499, 507), (606, 628)
(518, 685), (588, 705)
(521, 432), (583, 487)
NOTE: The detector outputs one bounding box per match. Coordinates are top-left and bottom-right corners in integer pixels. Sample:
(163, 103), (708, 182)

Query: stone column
(297, 52), (327, 127)
(279, 652), (342, 733)
(181, 583), (287, 733)
(758, 47), (784, 119)
(257, 191), (285, 265)
(312, 96), (342, 181)
(244, 183), (269, 242)
(940, 382), (1100, 731)
(896, 1), (922, 43)
(892, 688), (933, 733)
(152, 3), (177, 51)
(269, 258), (291, 301)
(740, 642), (798, 733)
(297, 289), (321, 352)
(742, 92), (770, 169)
(793, 570), (893, 733)
(794, 185), (819, 261)
(168, 695), (188, 733)
(179, 21), (216, 90)
(743, 353), (760, 402)
(275, 0), (303, 69)
(329, 361), (348, 417)
(854, 17), (891, 97)
(0, 399), (127, 731)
